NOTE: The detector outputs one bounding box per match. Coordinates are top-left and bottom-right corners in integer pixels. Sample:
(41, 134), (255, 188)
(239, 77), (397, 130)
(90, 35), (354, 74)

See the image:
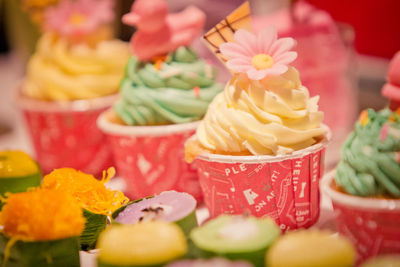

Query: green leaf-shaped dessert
(41, 167), (129, 250)
(0, 189), (84, 267)
(0, 150), (41, 198)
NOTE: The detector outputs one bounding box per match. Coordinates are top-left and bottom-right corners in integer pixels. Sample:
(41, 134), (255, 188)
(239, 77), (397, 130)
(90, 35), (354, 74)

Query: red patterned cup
(322, 171), (400, 263)
(97, 110), (203, 202)
(16, 92), (117, 176)
(194, 127), (330, 231)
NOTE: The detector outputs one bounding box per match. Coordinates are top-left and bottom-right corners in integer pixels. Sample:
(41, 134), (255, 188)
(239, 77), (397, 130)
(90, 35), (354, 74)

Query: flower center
(69, 13), (86, 25)
(251, 54), (274, 70)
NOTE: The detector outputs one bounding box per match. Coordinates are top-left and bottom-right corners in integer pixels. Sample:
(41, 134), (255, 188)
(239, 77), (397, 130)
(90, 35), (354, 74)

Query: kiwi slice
(190, 215), (280, 267)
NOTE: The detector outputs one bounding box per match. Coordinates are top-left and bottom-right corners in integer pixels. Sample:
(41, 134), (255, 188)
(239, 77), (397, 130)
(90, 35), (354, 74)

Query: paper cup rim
(15, 87), (119, 112)
(97, 109), (200, 137)
(192, 124), (331, 164)
(321, 170), (400, 211)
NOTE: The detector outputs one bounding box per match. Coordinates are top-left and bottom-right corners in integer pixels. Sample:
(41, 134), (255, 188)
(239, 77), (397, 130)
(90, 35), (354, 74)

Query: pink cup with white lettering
(16, 91), (116, 176)
(97, 109), (203, 202)
(322, 171), (400, 264)
(194, 126), (330, 231)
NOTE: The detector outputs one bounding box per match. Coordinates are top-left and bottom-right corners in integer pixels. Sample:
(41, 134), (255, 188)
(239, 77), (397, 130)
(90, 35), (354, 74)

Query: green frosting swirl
(336, 109), (400, 197)
(114, 46), (223, 125)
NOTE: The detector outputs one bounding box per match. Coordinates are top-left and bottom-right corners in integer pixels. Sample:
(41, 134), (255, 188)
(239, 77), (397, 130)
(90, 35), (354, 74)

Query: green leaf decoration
(97, 260), (164, 267)
(0, 234), (80, 267)
(80, 209), (107, 251)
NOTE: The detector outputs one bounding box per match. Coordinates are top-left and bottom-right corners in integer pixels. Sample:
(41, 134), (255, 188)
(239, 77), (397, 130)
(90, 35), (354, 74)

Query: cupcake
(17, 0), (130, 176)
(41, 167), (129, 250)
(190, 215), (280, 267)
(97, 0), (222, 201)
(96, 222), (187, 267)
(113, 191), (197, 237)
(185, 3), (329, 230)
(321, 51), (400, 263)
(0, 189), (85, 267)
(0, 150), (41, 198)
(266, 230), (356, 267)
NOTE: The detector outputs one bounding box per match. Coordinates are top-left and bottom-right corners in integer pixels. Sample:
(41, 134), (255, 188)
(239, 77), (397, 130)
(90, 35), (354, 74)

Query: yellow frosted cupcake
(184, 2), (329, 230)
(17, 0), (130, 175)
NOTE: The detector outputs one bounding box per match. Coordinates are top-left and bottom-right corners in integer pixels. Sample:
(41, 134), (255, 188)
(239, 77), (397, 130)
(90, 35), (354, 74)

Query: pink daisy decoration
(44, 0), (114, 37)
(220, 26), (297, 80)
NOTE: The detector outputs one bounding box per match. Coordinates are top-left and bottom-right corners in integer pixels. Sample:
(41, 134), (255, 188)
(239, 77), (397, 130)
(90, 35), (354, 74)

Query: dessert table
(0, 52), (389, 266)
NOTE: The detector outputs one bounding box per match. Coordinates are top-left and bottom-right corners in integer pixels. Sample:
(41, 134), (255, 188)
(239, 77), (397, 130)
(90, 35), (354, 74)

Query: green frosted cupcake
(114, 46), (223, 126)
(336, 108), (400, 197)
(190, 215), (280, 267)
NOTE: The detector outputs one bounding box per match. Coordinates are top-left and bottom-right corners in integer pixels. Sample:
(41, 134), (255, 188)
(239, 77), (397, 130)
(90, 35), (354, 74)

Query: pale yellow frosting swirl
(197, 67), (325, 155)
(22, 34), (130, 101)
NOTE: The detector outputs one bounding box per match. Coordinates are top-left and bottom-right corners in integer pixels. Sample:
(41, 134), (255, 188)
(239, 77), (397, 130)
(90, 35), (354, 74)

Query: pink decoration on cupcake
(44, 0), (114, 37)
(382, 51), (400, 111)
(122, 0), (205, 61)
(380, 123), (390, 141)
(219, 27), (297, 80)
(193, 86), (201, 98)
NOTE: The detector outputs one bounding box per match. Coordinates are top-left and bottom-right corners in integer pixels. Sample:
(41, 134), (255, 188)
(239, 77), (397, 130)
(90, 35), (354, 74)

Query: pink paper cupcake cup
(16, 91), (117, 176)
(194, 126), (330, 231)
(322, 171), (400, 263)
(97, 109), (203, 202)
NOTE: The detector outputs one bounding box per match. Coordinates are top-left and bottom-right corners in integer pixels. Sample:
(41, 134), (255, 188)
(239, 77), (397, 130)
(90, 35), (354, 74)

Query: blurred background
(0, 0), (399, 168)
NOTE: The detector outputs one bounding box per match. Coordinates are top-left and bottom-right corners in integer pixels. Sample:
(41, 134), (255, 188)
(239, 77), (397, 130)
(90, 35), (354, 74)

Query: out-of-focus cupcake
(97, 0), (222, 201)
(17, 0), (130, 176)
(322, 51), (400, 263)
(184, 2), (329, 231)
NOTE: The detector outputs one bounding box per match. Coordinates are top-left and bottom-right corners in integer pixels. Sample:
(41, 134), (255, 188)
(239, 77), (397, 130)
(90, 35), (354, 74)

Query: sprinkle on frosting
(193, 86), (201, 98)
(380, 123), (389, 141)
(41, 167), (129, 215)
(219, 27), (297, 80)
(359, 110), (369, 126)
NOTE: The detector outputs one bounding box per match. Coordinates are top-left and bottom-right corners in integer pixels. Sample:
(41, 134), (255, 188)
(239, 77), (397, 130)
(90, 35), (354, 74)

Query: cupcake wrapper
(322, 172), (400, 263)
(195, 135), (329, 231)
(17, 93), (116, 176)
(98, 112), (202, 201)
